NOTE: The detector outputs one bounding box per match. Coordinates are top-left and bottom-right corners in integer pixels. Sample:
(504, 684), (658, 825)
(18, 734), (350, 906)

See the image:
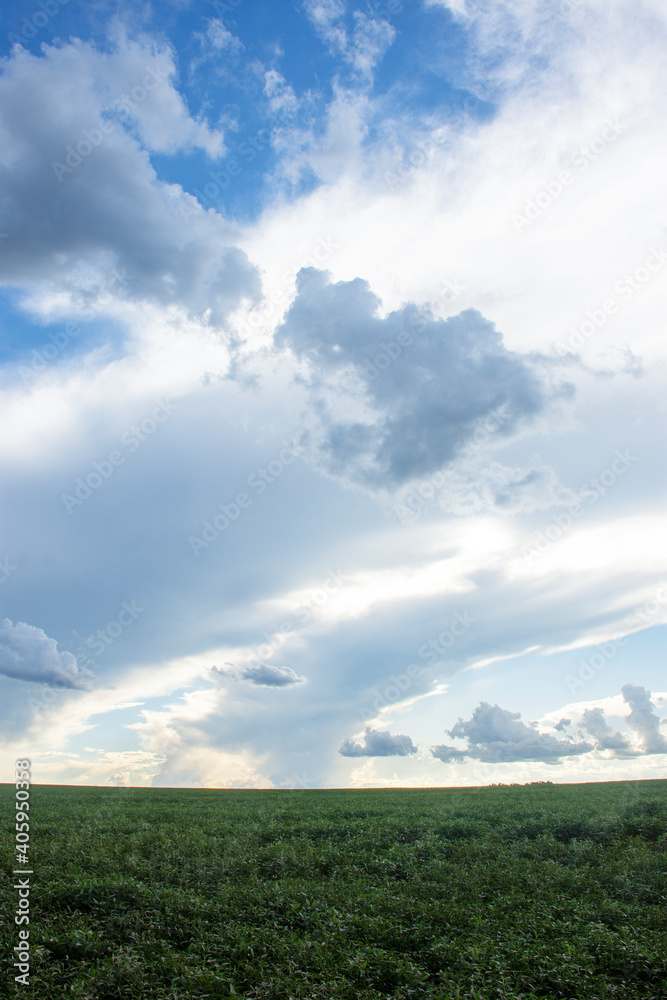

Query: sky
(0, 0), (666, 789)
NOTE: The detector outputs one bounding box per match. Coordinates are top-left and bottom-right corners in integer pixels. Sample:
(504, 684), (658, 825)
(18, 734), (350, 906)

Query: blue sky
(1, 0), (666, 788)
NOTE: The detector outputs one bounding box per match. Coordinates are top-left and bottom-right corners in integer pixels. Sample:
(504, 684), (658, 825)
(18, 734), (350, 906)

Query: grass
(1, 779), (666, 999)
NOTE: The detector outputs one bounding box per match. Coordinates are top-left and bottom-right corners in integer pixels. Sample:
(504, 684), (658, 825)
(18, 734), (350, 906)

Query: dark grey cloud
(432, 701), (592, 764)
(622, 684), (667, 754)
(339, 727), (418, 757)
(214, 663), (307, 687)
(0, 39), (259, 327)
(580, 706), (636, 756)
(275, 268), (571, 489)
(0, 619), (93, 689)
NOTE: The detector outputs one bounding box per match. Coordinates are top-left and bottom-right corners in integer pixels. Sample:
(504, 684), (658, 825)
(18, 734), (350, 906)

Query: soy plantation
(1, 779), (665, 999)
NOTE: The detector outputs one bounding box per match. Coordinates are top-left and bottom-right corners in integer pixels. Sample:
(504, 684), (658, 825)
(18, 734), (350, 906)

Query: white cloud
(581, 706), (636, 756)
(205, 19), (244, 55)
(0, 38), (259, 328)
(622, 684), (667, 754)
(99, 29), (227, 156)
(344, 12), (396, 78)
(239, 0), (667, 371)
(264, 69), (300, 117)
(432, 700), (593, 763)
(433, 686), (667, 768)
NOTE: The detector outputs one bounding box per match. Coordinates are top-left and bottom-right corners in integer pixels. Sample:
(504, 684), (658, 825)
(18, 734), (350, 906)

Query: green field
(1, 780), (666, 1000)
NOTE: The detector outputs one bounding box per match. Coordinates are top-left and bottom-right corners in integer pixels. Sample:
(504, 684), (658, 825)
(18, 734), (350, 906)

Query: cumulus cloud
(213, 663), (307, 687)
(0, 38), (259, 327)
(432, 701), (592, 763)
(339, 727), (418, 757)
(276, 268), (569, 491)
(434, 690), (667, 767)
(0, 619), (94, 689)
(622, 684), (667, 754)
(581, 707), (636, 756)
